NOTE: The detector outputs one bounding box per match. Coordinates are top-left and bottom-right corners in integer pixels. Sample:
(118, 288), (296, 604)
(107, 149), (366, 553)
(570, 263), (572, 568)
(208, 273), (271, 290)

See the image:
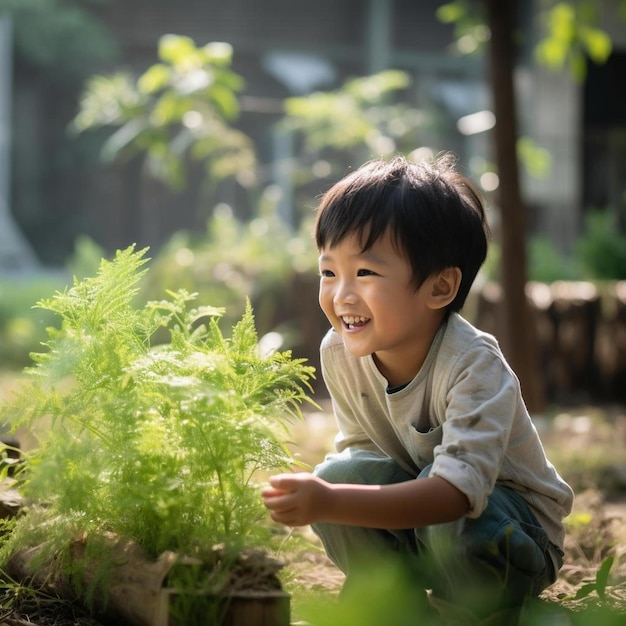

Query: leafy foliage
(281, 70), (431, 184)
(528, 236), (582, 283)
(73, 34), (255, 190)
(436, 0), (490, 56)
(575, 210), (626, 280)
(574, 555), (615, 601)
(282, 70), (417, 153)
(437, 0), (615, 80)
(0, 246), (316, 576)
(483, 211), (626, 283)
(142, 198), (318, 344)
(535, 1), (613, 81)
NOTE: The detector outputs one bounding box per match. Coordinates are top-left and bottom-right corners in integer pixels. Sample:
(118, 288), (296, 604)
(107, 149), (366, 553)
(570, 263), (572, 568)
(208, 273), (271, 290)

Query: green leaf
(202, 41), (234, 65)
(138, 63), (171, 94)
(581, 28), (612, 63)
(517, 137), (552, 179)
(535, 39), (568, 68)
(595, 555), (615, 599)
(230, 299), (258, 354)
(210, 83), (241, 120)
(158, 34), (198, 65)
(436, 1), (466, 23)
(549, 3), (576, 41)
(572, 555), (615, 601)
(574, 581), (597, 600)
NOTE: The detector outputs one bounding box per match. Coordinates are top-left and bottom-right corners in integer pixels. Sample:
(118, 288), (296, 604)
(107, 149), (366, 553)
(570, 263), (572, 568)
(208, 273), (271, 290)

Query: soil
(1, 402), (626, 624)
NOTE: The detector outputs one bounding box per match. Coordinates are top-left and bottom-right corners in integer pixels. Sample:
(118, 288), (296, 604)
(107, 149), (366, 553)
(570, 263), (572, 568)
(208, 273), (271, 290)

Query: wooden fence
(279, 276), (626, 405)
(474, 281), (626, 405)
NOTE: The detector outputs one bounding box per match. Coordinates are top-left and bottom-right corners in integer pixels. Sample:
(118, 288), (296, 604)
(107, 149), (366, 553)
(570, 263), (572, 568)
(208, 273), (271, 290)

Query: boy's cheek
(318, 288), (334, 313)
(319, 302), (340, 329)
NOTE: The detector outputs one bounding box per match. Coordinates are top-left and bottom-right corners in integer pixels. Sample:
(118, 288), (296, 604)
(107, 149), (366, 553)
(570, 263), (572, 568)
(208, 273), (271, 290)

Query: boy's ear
(429, 267), (462, 309)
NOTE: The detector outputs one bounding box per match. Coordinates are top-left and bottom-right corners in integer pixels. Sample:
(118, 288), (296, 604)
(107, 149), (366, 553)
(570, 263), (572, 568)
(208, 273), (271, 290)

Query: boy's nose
(333, 281), (358, 305)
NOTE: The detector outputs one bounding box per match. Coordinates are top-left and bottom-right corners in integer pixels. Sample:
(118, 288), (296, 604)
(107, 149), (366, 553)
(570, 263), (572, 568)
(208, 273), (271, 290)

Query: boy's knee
(313, 456), (366, 484)
(313, 449), (413, 486)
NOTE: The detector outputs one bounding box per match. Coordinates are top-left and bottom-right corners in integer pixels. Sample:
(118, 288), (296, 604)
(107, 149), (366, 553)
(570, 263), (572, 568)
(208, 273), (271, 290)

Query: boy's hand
(263, 471), (470, 530)
(262, 473), (332, 527)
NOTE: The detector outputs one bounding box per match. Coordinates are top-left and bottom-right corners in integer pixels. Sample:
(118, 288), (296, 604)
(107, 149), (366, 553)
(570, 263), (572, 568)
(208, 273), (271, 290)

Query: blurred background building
(1, 0), (624, 268)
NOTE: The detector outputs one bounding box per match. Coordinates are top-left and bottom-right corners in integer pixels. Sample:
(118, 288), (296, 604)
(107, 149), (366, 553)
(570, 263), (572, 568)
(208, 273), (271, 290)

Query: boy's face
(318, 230), (445, 386)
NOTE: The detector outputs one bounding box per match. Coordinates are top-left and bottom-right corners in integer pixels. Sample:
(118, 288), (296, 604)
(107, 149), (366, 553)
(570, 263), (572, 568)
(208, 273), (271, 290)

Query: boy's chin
(340, 337), (374, 358)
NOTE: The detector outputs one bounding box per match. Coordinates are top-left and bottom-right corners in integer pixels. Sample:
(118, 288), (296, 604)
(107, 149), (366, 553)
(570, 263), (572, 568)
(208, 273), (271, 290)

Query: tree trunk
(484, 0), (545, 412)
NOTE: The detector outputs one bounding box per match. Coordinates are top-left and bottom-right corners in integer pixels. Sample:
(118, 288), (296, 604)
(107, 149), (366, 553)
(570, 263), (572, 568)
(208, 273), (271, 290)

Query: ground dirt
(1, 400), (626, 625)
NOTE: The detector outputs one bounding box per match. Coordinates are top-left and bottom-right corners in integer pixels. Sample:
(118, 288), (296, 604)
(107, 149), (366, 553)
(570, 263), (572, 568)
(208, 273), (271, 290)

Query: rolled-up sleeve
(429, 344), (522, 517)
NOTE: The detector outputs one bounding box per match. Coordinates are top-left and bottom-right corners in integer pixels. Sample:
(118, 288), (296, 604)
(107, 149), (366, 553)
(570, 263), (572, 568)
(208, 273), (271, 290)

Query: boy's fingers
(269, 472), (312, 488)
(271, 511), (298, 526)
(261, 486), (286, 499)
(268, 473), (295, 489)
(263, 493), (292, 513)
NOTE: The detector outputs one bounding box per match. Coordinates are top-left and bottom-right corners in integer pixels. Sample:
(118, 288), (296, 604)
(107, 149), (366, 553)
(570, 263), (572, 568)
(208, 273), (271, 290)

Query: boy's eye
(320, 269), (335, 278)
(357, 269), (376, 276)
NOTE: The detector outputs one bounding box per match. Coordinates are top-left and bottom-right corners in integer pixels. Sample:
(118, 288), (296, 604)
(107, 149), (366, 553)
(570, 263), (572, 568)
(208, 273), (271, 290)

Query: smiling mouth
(341, 315), (369, 330)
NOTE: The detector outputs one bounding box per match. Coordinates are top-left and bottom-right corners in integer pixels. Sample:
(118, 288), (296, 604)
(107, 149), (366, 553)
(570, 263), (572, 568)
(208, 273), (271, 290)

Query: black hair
(315, 152), (490, 313)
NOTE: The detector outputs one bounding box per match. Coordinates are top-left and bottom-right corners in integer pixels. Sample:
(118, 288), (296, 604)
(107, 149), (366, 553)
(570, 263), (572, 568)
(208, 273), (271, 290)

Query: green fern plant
(0, 245), (315, 596)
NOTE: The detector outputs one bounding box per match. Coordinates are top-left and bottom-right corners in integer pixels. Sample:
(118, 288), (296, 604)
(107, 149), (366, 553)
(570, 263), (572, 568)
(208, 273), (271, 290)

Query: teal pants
(312, 448), (562, 614)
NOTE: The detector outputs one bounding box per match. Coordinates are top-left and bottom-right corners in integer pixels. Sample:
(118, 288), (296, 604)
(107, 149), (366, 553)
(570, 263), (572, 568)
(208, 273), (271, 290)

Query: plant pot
(156, 588), (290, 626)
(6, 533), (290, 626)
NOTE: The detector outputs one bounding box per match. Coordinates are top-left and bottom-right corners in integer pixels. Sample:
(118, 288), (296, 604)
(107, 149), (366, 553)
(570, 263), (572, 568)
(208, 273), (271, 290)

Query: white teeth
(342, 315), (368, 325)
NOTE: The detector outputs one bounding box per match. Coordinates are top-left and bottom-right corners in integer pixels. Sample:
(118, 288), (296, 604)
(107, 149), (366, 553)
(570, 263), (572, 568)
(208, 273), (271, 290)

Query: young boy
(262, 153), (574, 617)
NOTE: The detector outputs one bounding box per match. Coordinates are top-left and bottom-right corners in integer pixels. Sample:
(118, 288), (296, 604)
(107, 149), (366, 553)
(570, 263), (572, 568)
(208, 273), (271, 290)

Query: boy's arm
(262, 472), (469, 529)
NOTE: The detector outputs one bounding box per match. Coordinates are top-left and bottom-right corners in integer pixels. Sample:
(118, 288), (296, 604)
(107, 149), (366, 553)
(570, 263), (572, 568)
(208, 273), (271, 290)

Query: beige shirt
(320, 312), (574, 550)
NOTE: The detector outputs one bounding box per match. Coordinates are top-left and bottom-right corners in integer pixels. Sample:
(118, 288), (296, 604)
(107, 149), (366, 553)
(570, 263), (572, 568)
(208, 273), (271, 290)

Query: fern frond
(229, 298), (258, 353)
(0, 244), (317, 591)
